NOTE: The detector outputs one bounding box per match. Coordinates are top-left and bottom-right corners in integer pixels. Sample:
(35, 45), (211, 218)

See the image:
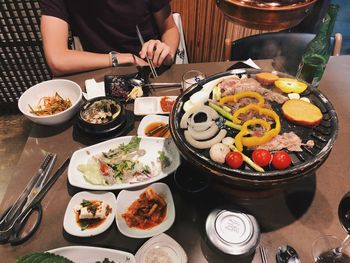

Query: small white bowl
(137, 114), (169, 137)
(63, 191), (117, 237)
(116, 182), (175, 238)
(18, 79), (82, 125)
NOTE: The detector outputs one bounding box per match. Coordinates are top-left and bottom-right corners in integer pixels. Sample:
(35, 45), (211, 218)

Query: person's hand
(132, 54), (149, 66)
(139, 40), (174, 67)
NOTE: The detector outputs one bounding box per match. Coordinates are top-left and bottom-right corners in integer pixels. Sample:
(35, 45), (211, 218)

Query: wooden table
(1, 57), (350, 262)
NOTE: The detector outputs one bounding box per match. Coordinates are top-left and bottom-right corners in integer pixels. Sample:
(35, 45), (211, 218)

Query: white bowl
(63, 191), (117, 237)
(18, 79), (82, 125)
(116, 182), (175, 238)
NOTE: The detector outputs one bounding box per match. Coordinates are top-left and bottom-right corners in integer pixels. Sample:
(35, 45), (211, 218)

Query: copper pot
(216, 0), (319, 30)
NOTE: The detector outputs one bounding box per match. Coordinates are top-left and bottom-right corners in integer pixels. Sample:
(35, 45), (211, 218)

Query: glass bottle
(296, 4), (339, 87)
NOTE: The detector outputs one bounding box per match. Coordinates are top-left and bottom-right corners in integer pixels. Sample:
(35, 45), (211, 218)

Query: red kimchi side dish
(122, 188), (167, 229)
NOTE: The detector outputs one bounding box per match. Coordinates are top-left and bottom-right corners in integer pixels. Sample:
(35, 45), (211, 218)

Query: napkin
(227, 58), (261, 71)
(83, 79), (105, 100)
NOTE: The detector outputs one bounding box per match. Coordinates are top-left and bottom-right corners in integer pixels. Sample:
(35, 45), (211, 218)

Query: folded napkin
(83, 79), (105, 100)
(227, 58), (261, 71)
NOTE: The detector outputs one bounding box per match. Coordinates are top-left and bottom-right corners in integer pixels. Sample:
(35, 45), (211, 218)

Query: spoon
(276, 245), (302, 263)
(129, 78), (181, 88)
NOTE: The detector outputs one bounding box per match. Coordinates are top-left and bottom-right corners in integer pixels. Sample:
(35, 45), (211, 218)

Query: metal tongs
(0, 153), (69, 245)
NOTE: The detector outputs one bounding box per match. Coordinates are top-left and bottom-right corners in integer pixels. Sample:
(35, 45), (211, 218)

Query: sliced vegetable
(225, 152), (243, 169)
(232, 103), (280, 125)
(224, 120), (243, 131)
(208, 101), (234, 121)
(271, 151), (292, 170)
(282, 99), (322, 126)
(275, 78), (308, 94)
(184, 129), (227, 149)
(218, 91), (265, 106)
(187, 124), (219, 140)
(252, 149), (272, 167)
(180, 105), (219, 129)
(256, 72), (279, 85)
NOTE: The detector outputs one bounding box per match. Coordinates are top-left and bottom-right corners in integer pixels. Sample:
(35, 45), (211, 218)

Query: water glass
(181, 70), (206, 92)
(312, 235), (350, 263)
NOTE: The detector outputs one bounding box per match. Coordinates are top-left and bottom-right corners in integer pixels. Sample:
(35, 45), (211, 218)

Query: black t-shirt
(40, 0), (170, 54)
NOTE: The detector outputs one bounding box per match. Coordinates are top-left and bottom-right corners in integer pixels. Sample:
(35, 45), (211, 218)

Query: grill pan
(170, 69), (338, 189)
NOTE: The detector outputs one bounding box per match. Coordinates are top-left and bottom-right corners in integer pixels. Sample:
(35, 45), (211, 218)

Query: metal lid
(205, 209), (260, 256)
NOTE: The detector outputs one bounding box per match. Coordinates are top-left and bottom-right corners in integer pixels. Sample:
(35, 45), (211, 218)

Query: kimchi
(122, 188), (167, 229)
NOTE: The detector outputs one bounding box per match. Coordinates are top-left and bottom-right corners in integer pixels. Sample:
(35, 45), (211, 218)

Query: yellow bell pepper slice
(218, 91), (265, 106)
(233, 105), (281, 152)
(275, 78), (308, 94)
(232, 104), (279, 125)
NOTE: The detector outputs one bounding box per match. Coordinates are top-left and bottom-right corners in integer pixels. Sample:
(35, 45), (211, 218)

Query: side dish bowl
(18, 79), (82, 125)
(115, 183), (175, 238)
(77, 96), (126, 135)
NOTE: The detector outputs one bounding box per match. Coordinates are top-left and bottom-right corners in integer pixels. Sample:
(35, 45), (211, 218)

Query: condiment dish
(115, 182), (175, 238)
(63, 191), (117, 237)
(137, 114), (169, 137)
(135, 233), (187, 263)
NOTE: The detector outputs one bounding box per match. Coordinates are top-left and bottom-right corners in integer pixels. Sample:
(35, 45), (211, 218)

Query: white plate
(137, 114), (170, 137)
(68, 136), (180, 190)
(63, 191), (117, 237)
(135, 233), (187, 263)
(49, 246), (136, 263)
(116, 182), (175, 238)
(134, 96), (177, 115)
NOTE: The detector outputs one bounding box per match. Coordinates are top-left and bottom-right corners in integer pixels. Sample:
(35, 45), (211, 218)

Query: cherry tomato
(272, 151), (292, 170)
(252, 149), (272, 167)
(100, 162), (110, 176)
(225, 152), (243, 169)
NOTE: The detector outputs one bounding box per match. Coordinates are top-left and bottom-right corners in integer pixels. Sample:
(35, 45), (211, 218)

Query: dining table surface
(1, 56), (350, 263)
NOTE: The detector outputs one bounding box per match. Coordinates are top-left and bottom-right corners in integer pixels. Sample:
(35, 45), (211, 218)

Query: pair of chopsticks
(136, 25), (158, 78)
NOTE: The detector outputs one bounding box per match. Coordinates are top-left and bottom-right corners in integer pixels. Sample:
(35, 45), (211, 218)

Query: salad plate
(68, 136), (180, 190)
(137, 114), (170, 137)
(49, 246), (136, 262)
(134, 96), (177, 115)
(63, 191), (117, 237)
(115, 183), (175, 238)
(135, 233), (187, 263)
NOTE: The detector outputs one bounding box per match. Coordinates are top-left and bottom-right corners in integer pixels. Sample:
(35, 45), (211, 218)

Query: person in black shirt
(40, 0), (180, 76)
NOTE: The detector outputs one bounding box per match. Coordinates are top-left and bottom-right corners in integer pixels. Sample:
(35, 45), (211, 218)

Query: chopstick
(136, 25), (158, 78)
(259, 246), (268, 263)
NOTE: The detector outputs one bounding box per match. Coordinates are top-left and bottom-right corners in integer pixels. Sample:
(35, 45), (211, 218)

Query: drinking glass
(181, 70), (206, 92)
(312, 235), (350, 263)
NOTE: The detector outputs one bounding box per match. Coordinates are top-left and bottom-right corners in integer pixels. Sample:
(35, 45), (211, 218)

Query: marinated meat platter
(170, 69), (338, 188)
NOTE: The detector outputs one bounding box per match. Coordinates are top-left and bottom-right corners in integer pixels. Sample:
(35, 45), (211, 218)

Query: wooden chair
(224, 32), (343, 75)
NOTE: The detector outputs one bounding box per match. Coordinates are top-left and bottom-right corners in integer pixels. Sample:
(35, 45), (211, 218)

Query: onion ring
(187, 119), (214, 132)
(184, 129), (227, 149)
(187, 124), (219, 140)
(180, 105), (219, 129)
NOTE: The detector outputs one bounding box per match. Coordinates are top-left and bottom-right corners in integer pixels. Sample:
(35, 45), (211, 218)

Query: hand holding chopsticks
(136, 25), (158, 78)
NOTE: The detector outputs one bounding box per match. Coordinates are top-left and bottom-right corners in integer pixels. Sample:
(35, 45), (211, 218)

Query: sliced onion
(187, 124), (219, 140)
(184, 129), (227, 149)
(222, 137), (235, 146)
(188, 119), (214, 132)
(180, 105), (219, 129)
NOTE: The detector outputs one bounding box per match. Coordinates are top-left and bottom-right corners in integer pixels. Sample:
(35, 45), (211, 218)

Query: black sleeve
(40, 0), (69, 23)
(149, 0), (171, 13)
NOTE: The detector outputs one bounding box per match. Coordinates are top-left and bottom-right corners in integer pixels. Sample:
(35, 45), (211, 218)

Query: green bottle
(296, 4), (339, 86)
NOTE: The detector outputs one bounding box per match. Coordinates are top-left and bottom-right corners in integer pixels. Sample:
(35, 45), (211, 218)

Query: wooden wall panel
(171, 0), (272, 63)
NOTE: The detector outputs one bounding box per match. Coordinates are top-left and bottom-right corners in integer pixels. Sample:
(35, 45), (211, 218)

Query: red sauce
(122, 188), (167, 230)
(160, 96), (175, 112)
(144, 122), (170, 138)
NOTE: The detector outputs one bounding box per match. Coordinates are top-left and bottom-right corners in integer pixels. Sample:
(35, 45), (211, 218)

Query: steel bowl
(170, 69), (338, 190)
(216, 0), (319, 30)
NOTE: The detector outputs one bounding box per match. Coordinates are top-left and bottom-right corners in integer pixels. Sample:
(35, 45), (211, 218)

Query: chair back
(0, 0), (52, 113)
(227, 32), (337, 75)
